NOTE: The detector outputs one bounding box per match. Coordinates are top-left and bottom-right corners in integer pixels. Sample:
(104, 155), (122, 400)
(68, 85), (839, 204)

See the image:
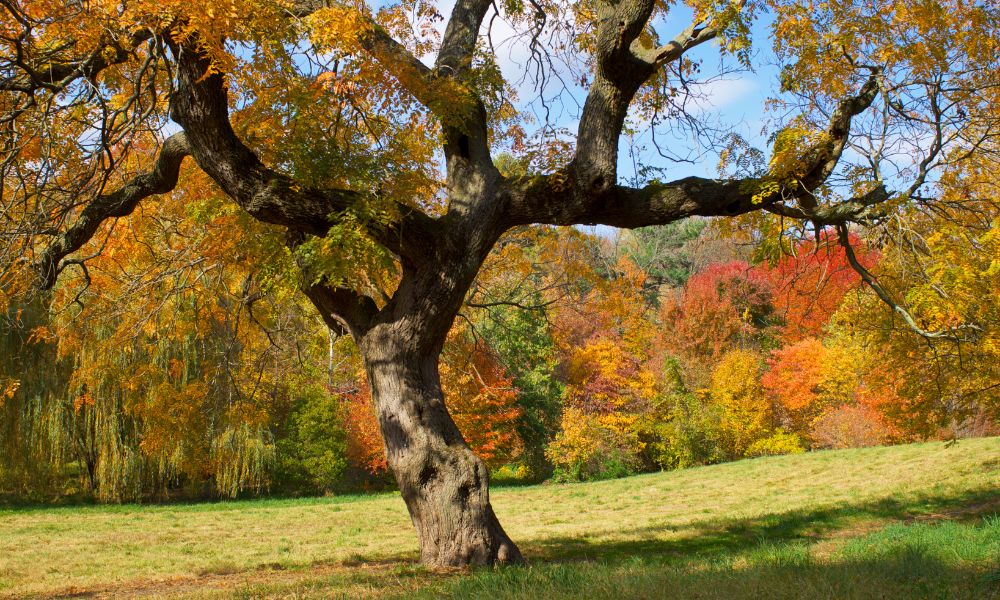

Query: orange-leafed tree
(342, 380), (388, 475)
(548, 337), (658, 480)
(761, 337), (832, 435)
(440, 334), (525, 469)
(345, 332), (525, 474)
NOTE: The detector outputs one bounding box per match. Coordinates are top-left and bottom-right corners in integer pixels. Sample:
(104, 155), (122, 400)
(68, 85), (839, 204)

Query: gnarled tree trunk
(360, 318), (522, 567)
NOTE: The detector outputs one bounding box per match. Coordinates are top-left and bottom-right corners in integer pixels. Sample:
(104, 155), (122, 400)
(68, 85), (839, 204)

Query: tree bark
(360, 321), (523, 567)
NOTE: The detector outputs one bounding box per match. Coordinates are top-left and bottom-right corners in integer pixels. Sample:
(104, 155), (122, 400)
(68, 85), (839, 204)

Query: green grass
(1, 438), (999, 598)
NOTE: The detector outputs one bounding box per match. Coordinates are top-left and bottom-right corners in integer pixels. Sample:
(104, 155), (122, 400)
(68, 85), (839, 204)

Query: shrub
(745, 429), (806, 457)
(811, 405), (892, 449)
(546, 408), (643, 482)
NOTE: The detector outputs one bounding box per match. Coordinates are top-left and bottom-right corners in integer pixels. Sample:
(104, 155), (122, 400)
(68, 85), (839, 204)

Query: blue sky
(457, 1), (783, 183)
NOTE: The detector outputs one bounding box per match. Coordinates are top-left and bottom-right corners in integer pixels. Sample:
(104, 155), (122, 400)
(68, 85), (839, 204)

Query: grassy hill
(1, 437), (999, 599)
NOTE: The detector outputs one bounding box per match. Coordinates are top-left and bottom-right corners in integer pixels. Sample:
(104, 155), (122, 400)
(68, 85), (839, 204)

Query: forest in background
(3, 206), (998, 503)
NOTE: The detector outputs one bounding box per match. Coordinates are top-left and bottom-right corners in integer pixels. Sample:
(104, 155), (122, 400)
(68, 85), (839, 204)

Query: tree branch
(167, 39), (437, 260)
(835, 224), (981, 342)
(505, 65), (885, 229)
(34, 132), (191, 289)
(302, 280), (378, 338)
(436, 0), (492, 78)
(794, 72), (882, 207)
(0, 28), (153, 94)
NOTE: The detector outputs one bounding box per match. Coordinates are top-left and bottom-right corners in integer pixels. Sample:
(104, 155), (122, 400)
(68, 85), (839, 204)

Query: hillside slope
(1, 437), (998, 598)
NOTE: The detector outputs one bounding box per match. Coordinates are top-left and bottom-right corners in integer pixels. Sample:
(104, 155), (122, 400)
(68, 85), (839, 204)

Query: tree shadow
(425, 552), (1000, 600)
(521, 485), (1000, 563)
(414, 487), (1000, 599)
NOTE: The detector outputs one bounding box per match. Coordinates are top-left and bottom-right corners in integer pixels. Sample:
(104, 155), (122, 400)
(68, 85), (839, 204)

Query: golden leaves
(1, 379), (18, 405)
(307, 5), (372, 53)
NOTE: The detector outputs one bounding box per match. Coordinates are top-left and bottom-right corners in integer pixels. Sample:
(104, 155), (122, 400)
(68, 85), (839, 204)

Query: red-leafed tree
(660, 261), (775, 382)
(760, 231), (876, 341)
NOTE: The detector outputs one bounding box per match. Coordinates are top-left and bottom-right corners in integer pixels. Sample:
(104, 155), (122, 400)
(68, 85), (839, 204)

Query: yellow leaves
(307, 5), (372, 53)
(709, 349), (776, 455)
(545, 406), (645, 480)
(1, 379), (19, 405)
(769, 123), (829, 180)
(27, 326), (56, 345)
(101, 45), (120, 63)
(751, 179), (781, 205)
(295, 206), (399, 298)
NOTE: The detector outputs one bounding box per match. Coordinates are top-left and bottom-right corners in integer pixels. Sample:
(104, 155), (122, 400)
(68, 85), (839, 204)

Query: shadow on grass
(522, 485), (1000, 563)
(238, 486), (1000, 599)
(388, 486), (1000, 600)
(395, 486), (1000, 600)
(409, 551), (1000, 600)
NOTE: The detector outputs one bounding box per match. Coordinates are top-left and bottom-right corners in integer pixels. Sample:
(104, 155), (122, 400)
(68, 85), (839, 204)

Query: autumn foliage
(2, 217), (998, 497)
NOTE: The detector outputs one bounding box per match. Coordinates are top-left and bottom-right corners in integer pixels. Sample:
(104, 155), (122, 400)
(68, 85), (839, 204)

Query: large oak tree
(2, 0), (998, 566)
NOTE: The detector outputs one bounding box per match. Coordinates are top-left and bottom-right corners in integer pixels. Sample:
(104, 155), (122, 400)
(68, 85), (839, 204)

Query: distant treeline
(2, 221), (997, 503)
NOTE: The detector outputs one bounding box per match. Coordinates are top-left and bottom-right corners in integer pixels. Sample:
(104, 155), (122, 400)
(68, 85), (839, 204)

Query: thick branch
(765, 183), (892, 225)
(1, 29), (152, 94)
(290, 0), (482, 131)
(507, 65), (884, 230)
(168, 40), (437, 260)
(505, 174), (759, 227)
(573, 3), (719, 190)
(643, 21), (720, 67)
(436, 0), (492, 78)
(34, 132), (190, 289)
(302, 280), (378, 338)
(794, 72), (882, 207)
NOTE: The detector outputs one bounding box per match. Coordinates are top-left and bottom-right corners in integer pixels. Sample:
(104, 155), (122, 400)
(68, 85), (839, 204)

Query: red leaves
(660, 261), (774, 383)
(760, 231), (875, 342)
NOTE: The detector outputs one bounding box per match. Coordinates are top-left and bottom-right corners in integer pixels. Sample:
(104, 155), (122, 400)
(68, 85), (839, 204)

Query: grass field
(1, 437), (999, 599)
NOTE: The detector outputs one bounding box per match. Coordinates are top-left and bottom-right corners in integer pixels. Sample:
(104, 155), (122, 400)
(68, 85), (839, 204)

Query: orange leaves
(72, 390), (96, 412)
(762, 337), (826, 412)
(0, 379), (18, 405)
(660, 261), (774, 384)
(341, 331), (526, 474)
(342, 380), (388, 474)
(441, 335), (525, 468)
(810, 404), (894, 449)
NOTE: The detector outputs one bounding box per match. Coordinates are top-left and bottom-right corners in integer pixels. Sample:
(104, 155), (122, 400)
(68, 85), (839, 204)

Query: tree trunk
(360, 323), (523, 568)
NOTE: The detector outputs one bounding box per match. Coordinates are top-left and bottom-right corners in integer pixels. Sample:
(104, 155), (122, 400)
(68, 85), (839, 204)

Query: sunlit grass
(1, 437), (998, 598)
